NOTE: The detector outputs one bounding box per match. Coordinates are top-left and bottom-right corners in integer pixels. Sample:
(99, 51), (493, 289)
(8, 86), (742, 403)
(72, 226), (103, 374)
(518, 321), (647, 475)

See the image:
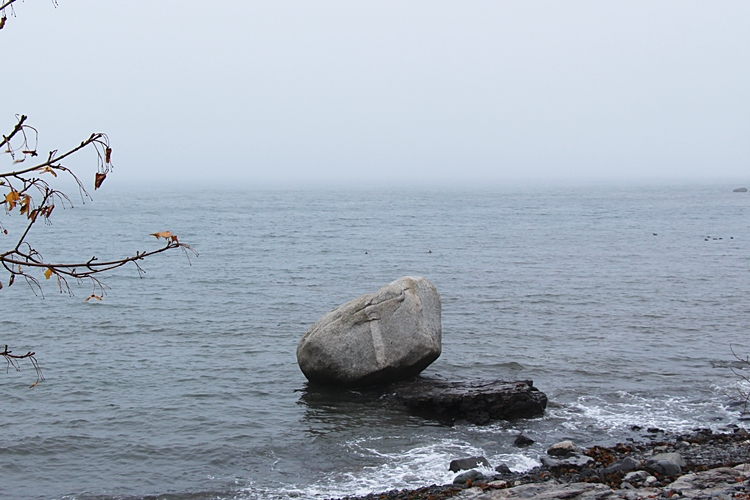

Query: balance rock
(297, 276), (441, 387)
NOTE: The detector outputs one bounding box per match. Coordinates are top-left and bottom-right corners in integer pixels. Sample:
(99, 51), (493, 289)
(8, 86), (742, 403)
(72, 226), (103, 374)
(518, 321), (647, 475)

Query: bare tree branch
(1, 115), (197, 385)
(2, 345), (44, 388)
(1, 0), (58, 30)
(2, 5), (195, 388)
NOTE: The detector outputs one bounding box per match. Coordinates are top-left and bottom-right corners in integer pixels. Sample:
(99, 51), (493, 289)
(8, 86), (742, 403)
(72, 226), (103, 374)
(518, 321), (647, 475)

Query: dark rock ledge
(331, 427), (750, 500)
(391, 377), (548, 425)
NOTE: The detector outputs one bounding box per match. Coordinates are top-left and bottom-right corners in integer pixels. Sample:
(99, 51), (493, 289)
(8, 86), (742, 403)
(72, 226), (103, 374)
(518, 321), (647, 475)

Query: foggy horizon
(2, 1), (748, 189)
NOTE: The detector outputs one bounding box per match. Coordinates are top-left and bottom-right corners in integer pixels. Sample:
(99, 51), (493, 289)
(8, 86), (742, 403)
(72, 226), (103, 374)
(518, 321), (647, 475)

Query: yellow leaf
(84, 294), (103, 302)
(5, 190), (20, 210)
(44, 268), (53, 280)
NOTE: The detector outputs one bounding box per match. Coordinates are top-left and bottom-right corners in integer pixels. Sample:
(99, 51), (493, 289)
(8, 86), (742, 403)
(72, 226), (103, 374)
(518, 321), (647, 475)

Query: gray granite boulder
(547, 440), (577, 457)
(645, 452), (684, 476)
(297, 276), (441, 387)
(453, 469), (485, 485)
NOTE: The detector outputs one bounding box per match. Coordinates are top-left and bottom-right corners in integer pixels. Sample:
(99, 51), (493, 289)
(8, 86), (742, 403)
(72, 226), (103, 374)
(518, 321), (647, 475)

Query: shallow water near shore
(1, 183), (749, 500)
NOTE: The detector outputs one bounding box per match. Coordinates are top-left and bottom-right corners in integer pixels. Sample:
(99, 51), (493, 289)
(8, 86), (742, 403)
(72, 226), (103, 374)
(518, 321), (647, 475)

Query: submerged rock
(513, 434), (535, 447)
(393, 377), (547, 424)
(297, 276), (441, 387)
(733, 187), (748, 192)
(450, 456), (491, 472)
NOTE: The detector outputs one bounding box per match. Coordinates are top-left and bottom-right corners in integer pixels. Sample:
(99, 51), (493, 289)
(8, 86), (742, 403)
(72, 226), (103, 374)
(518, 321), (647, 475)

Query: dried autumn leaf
(150, 231), (178, 243)
(37, 166), (57, 177)
(20, 195), (31, 216)
(12, 158), (25, 164)
(44, 268), (53, 280)
(0, 17), (6, 30)
(84, 294), (103, 302)
(5, 190), (20, 210)
(105, 147), (112, 164)
(94, 172), (106, 190)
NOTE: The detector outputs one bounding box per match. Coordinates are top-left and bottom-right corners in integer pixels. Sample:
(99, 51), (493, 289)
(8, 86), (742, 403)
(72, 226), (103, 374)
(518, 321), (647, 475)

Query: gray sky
(3, 1), (749, 188)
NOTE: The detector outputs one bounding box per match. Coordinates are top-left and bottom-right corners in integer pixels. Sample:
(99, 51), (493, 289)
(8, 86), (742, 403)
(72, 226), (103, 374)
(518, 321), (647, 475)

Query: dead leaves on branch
(4, 189), (19, 209)
(1, 344), (45, 389)
(94, 172), (106, 190)
(150, 231), (178, 244)
(1, 115), (195, 301)
(1, 112), (191, 389)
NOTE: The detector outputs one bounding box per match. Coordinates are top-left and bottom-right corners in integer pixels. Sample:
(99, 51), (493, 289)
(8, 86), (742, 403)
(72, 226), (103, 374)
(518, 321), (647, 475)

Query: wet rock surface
(332, 428), (750, 500)
(392, 378), (548, 424)
(450, 457), (492, 472)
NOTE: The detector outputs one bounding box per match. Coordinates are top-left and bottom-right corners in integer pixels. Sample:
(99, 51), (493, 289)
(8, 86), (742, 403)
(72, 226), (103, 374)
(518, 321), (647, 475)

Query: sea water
(1, 183), (749, 500)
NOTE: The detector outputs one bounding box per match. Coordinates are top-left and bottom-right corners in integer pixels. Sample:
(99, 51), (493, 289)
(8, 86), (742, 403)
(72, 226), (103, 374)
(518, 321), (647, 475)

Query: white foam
(239, 437), (537, 500)
(549, 388), (741, 435)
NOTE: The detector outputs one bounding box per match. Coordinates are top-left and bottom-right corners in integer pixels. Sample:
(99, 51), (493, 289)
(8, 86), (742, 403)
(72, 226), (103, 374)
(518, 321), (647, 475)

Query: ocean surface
(1, 183), (749, 500)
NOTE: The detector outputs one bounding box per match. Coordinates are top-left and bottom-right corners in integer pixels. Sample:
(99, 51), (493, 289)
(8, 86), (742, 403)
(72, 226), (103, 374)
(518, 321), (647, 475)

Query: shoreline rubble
(331, 427), (750, 500)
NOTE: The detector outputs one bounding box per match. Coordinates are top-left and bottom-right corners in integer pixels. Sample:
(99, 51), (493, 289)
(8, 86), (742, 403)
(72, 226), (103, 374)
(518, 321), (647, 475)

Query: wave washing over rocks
(332, 428), (750, 500)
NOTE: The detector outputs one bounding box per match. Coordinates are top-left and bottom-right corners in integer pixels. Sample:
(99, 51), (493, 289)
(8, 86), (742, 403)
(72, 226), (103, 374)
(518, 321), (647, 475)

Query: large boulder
(297, 276), (441, 387)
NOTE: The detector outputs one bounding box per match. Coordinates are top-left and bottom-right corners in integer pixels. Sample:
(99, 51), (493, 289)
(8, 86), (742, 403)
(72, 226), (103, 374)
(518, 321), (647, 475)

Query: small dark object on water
(631, 425), (642, 431)
(733, 187), (748, 192)
(647, 427), (663, 434)
(428, 250), (432, 253)
(653, 233), (657, 236)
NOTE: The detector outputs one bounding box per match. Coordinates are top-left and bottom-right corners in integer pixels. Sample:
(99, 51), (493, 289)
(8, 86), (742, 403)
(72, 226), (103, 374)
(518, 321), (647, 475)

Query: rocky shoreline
(332, 427), (750, 500)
